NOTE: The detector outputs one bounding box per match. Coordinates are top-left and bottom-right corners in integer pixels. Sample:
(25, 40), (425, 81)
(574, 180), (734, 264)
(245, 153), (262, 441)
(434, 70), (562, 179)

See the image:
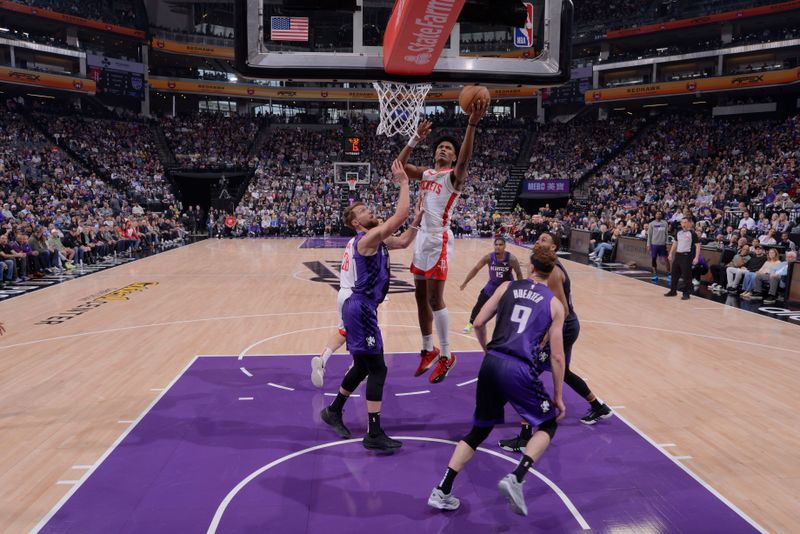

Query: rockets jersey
(486, 279), (555, 366)
(351, 232), (390, 305)
(483, 251), (514, 296)
(339, 236), (356, 290)
(419, 168), (461, 233)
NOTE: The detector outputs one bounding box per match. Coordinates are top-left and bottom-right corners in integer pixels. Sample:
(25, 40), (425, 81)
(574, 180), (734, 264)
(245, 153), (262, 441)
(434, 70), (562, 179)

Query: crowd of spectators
(44, 115), (175, 207)
(161, 114), (262, 169)
(605, 27), (800, 63)
(17, 0), (145, 28)
(0, 100), (184, 287)
(524, 117), (640, 183)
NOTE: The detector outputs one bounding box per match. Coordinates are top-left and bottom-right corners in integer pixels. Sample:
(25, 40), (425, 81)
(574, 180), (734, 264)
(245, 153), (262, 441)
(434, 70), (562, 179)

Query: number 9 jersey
(486, 279), (555, 366)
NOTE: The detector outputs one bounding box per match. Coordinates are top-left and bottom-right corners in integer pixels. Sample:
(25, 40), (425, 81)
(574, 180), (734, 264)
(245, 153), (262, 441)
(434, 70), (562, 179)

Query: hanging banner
(586, 67), (800, 103)
(608, 0), (800, 39)
(520, 179), (570, 198)
(0, 66), (95, 93)
(149, 77), (537, 102)
(150, 38), (235, 60)
(0, 1), (145, 39)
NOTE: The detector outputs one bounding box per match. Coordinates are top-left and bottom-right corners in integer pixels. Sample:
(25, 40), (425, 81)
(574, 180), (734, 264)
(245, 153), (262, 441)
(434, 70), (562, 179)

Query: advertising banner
(520, 179), (570, 197)
(149, 77), (537, 102)
(0, 66), (95, 93)
(608, 0), (800, 39)
(0, 1), (145, 39)
(150, 38), (235, 60)
(586, 67), (800, 103)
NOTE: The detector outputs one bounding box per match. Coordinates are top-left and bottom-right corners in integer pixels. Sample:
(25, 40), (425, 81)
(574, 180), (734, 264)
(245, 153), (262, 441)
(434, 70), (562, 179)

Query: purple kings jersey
(486, 279), (554, 366)
(483, 251), (514, 296)
(351, 232), (390, 304)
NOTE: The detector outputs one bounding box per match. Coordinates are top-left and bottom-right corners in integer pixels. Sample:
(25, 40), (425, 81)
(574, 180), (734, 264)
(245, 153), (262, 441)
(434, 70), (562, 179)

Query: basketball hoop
(346, 176), (357, 191)
(372, 81), (432, 138)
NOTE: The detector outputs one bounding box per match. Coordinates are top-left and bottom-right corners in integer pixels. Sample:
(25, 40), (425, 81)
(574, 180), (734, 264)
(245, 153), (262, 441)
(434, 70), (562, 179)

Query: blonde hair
(342, 203), (365, 231)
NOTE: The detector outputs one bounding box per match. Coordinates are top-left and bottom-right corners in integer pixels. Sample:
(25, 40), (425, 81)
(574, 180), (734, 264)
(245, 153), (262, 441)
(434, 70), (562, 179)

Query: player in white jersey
(398, 98), (488, 384)
(312, 202), (423, 387)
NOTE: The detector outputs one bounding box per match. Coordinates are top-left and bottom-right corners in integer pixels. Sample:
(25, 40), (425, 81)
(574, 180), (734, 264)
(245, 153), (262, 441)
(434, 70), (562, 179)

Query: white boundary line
(267, 383), (294, 392)
(672, 455), (693, 461)
(613, 411), (767, 533)
(205, 436), (591, 533)
(55, 480), (79, 485)
(456, 378), (478, 387)
(31, 355), (200, 534)
(394, 390), (430, 397)
(239, 367), (253, 378)
(238, 397), (254, 401)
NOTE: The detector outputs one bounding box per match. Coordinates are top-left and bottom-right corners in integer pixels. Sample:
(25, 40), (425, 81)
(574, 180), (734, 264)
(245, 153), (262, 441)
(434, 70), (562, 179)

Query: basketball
(459, 85), (491, 113)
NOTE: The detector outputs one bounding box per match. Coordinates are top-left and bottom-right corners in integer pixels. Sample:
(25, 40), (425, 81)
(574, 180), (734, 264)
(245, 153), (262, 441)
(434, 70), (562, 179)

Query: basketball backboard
(234, 0), (573, 85)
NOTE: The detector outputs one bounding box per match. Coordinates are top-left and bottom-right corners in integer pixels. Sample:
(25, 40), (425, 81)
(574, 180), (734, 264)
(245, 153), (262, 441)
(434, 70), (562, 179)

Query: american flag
(270, 16), (309, 41)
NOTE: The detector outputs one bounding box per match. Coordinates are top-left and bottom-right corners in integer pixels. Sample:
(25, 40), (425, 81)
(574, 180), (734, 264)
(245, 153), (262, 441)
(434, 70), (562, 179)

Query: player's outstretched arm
(398, 120), (432, 181)
(385, 195), (423, 250)
(547, 298), (566, 422)
(452, 99), (488, 190)
(546, 267), (570, 319)
(359, 160), (410, 254)
(459, 254), (490, 290)
(473, 281), (510, 351)
(510, 254), (524, 280)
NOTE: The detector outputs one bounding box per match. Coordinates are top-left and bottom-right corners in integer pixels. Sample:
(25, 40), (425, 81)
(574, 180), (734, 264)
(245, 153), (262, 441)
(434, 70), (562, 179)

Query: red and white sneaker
(429, 353), (456, 384)
(414, 347), (440, 377)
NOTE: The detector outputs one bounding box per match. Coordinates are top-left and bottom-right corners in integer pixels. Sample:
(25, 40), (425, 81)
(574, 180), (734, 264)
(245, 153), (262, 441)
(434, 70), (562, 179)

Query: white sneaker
(428, 488), (460, 511)
(498, 474), (527, 516)
(311, 356), (325, 388)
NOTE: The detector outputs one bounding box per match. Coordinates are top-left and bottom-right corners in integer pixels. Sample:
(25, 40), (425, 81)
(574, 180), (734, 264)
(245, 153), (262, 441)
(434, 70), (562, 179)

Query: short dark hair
(494, 237), (505, 246)
(540, 231), (561, 250)
(432, 136), (461, 165)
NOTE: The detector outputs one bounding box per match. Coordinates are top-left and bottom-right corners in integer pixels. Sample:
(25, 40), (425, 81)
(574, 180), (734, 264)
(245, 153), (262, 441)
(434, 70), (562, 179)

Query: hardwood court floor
(0, 238), (797, 533)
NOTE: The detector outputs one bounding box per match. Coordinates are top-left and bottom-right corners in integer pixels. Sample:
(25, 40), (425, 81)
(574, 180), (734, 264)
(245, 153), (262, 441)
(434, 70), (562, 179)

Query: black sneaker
(664, 291), (677, 297)
(681, 294), (690, 300)
(580, 404), (613, 425)
(498, 435), (530, 453)
(320, 407), (351, 439)
(764, 296), (776, 304)
(363, 431), (402, 450)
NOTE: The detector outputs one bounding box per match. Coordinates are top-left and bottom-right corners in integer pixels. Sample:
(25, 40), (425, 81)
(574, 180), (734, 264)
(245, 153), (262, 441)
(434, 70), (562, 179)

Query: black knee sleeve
(363, 353), (388, 402)
(538, 418), (558, 440)
(564, 367), (592, 399)
(341, 357), (368, 393)
(462, 425), (493, 450)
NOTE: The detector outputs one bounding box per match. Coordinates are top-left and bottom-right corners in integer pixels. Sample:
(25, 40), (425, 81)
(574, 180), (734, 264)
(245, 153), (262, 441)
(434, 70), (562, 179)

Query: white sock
(433, 308), (450, 356)
(321, 347), (333, 366)
(422, 335), (434, 352)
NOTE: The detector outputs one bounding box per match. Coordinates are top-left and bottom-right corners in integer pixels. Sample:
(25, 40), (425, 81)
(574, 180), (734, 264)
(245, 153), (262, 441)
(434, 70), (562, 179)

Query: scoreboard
(344, 135), (363, 158)
(87, 54), (145, 100)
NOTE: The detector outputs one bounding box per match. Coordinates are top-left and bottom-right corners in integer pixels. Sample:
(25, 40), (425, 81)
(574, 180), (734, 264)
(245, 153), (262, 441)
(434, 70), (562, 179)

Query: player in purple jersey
(459, 238), (523, 333)
(320, 160), (419, 451)
(499, 232), (612, 452)
(428, 245), (566, 516)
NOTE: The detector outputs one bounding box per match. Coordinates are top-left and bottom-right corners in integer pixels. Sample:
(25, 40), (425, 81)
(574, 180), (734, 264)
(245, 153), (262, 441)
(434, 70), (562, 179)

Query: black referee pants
(670, 252), (692, 297)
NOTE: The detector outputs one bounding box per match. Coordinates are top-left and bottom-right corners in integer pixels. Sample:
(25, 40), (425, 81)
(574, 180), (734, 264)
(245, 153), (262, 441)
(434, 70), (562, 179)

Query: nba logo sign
(514, 2), (534, 48)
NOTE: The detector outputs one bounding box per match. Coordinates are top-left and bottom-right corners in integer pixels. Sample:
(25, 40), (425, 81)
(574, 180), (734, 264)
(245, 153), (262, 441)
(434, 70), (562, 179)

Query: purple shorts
(650, 244), (668, 259)
(473, 354), (556, 428)
(342, 295), (383, 356)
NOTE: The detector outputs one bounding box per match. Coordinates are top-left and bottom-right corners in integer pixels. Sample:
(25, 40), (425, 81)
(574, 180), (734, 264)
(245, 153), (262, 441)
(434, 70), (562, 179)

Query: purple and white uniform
(482, 251), (514, 297)
(342, 232), (390, 356)
(474, 279), (558, 427)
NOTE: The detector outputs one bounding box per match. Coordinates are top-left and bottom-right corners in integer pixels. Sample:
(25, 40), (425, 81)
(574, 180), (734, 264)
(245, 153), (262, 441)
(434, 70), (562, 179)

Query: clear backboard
(234, 0), (573, 85)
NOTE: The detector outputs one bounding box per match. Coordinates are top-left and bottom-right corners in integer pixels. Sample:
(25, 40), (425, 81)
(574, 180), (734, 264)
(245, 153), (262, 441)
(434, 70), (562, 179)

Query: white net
(372, 81), (432, 138)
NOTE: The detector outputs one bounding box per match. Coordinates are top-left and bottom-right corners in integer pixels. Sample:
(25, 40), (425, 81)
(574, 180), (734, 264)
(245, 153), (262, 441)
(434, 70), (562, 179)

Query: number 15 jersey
(486, 279), (554, 366)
